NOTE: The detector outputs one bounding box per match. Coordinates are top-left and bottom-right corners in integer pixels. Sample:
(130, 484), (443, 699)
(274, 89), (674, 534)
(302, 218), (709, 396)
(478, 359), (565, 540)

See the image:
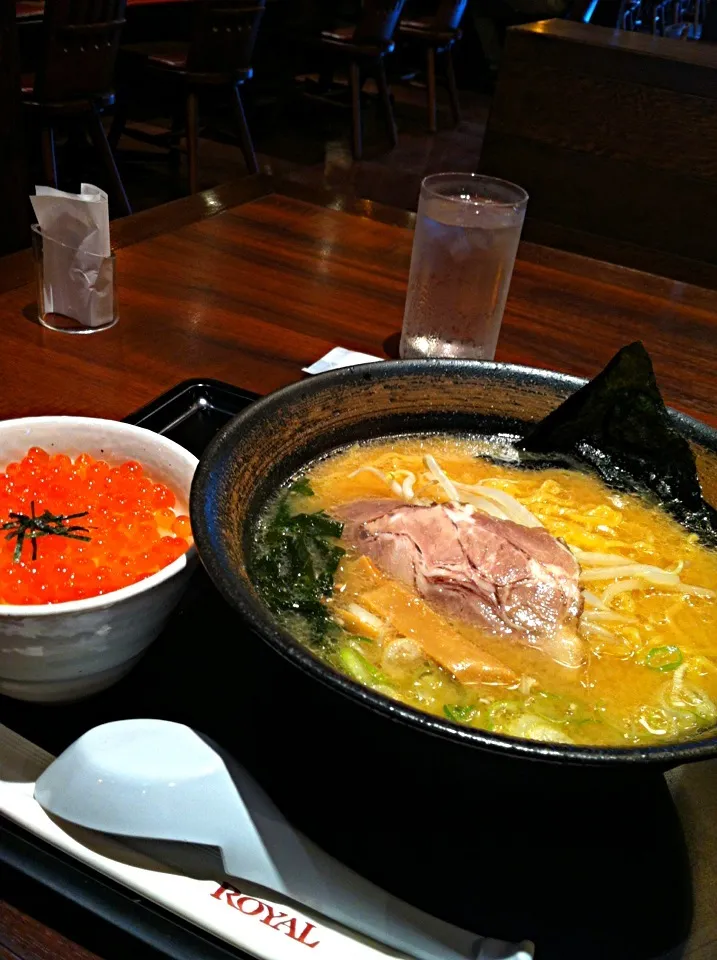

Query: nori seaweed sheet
(519, 342), (717, 546)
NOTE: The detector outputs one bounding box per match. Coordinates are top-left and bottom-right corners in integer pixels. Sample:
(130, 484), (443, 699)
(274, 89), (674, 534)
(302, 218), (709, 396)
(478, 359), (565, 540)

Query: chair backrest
(0, 0), (30, 253)
(34, 0), (127, 103)
(353, 0), (408, 48)
(435, 0), (468, 32)
(186, 0), (265, 76)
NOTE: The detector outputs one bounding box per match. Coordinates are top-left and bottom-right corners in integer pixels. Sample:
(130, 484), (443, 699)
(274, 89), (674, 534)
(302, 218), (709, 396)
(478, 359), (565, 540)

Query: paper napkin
(303, 347), (384, 375)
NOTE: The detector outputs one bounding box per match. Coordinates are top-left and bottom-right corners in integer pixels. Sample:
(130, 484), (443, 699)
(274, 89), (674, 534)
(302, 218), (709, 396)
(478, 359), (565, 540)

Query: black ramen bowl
(190, 360), (717, 784)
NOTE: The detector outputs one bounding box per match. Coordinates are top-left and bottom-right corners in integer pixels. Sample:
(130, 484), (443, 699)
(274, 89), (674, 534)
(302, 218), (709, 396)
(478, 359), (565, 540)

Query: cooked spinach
(289, 476), (315, 498)
(252, 478), (344, 643)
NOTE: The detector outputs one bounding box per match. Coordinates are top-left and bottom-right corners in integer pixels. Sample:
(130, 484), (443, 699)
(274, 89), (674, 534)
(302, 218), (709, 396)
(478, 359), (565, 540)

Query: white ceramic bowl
(0, 417), (198, 703)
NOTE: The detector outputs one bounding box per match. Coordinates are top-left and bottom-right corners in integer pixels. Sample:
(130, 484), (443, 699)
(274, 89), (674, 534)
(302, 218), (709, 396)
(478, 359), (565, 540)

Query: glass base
(38, 311), (118, 334)
(399, 331), (497, 361)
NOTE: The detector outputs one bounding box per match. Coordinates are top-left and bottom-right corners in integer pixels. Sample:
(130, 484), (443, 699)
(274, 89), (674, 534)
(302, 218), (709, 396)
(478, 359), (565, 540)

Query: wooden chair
(315, 0), (408, 161)
(22, 0), (131, 216)
(16, 2), (46, 22)
(398, 0), (467, 132)
(112, 1), (265, 195)
(1, 0), (31, 253)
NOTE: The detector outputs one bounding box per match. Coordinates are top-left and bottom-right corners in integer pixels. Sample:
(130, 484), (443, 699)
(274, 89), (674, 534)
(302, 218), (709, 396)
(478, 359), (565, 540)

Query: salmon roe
(0, 448), (192, 604)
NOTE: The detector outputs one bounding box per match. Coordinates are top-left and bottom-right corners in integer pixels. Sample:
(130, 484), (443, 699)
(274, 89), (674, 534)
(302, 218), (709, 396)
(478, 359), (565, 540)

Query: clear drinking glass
(31, 224), (118, 334)
(399, 173), (528, 360)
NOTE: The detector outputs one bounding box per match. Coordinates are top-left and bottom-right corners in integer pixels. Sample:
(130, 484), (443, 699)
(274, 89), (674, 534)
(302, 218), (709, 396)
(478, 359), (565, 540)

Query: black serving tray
(0, 379), (260, 960)
(0, 380), (697, 960)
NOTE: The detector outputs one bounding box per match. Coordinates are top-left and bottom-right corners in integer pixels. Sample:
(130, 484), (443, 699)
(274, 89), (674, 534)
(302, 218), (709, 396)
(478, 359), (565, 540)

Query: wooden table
(1, 175), (717, 960)
(2, 175), (717, 427)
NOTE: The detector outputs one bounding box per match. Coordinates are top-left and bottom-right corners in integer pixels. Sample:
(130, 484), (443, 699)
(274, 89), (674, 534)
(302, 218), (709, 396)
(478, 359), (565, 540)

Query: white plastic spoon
(34, 720), (533, 960)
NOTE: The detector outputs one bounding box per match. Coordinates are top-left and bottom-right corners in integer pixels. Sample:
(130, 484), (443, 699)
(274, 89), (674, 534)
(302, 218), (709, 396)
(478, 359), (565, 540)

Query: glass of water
(400, 173), (528, 360)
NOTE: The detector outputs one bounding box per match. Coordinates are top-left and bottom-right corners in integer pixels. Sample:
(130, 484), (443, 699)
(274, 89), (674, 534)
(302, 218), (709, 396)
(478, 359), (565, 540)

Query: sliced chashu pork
(337, 499), (586, 668)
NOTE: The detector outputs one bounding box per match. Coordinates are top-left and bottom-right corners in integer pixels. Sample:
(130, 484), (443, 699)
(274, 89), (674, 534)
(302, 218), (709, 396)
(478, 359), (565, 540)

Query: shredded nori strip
(1, 502), (91, 562)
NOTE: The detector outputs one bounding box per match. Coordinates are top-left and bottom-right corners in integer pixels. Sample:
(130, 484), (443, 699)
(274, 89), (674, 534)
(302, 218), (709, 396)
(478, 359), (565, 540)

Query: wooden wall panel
(489, 64), (717, 180)
(478, 20), (717, 287)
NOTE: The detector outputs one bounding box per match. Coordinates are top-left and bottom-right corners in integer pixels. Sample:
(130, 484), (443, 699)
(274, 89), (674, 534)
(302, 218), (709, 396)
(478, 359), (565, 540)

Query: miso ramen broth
(252, 436), (717, 748)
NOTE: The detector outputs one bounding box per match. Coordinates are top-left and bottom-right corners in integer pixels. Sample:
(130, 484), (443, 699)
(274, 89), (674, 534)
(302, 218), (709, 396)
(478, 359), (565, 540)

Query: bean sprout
(582, 610), (639, 624)
(348, 466), (410, 500)
(580, 620), (616, 640)
(518, 675), (538, 695)
(401, 472), (416, 500)
(639, 716), (667, 736)
(681, 584), (717, 598)
(580, 564), (681, 585)
(469, 485), (544, 528)
(601, 579), (645, 606)
(423, 455), (460, 501)
(583, 590), (608, 610)
(671, 662), (688, 698)
(573, 549), (633, 566)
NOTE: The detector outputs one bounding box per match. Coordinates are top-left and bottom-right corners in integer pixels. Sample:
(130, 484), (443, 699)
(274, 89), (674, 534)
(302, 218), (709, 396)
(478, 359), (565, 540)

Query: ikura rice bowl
(0, 446), (192, 605)
(0, 416), (197, 703)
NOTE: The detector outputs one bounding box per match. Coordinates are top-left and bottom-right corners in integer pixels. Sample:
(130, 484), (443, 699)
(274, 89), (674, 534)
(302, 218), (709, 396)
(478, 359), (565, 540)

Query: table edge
(0, 175), (417, 296)
(5, 174), (717, 313)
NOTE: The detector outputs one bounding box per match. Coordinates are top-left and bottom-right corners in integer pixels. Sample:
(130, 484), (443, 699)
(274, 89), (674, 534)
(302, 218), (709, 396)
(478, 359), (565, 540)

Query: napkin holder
(31, 224), (117, 334)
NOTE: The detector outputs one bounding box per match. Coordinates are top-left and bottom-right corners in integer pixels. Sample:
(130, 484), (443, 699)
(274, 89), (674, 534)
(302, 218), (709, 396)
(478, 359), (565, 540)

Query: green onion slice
(443, 704), (475, 723)
(339, 646), (390, 687)
(532, 691), (595, 726)
(486, 700), (523, 731)
(645, 645), (683, 672)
